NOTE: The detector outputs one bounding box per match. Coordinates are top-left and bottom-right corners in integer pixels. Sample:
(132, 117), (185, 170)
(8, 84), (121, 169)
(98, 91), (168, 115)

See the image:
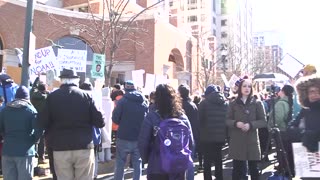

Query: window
(213, 29), (216, 36)
(221, 32), (228, 38)
(79, 6), (89, 12)
(212, 17), (216, 24)
(188, 15), (198, 22)
(188, 0), (197, 4)
(212, 0), (216, 12)
(169, 0), (173, 7)
(221, 19), (227, 26)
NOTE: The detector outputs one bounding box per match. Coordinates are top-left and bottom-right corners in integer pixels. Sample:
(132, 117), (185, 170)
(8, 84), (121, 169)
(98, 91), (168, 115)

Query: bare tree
(251, 47), (273, 74)
(49, 0), (164, 86)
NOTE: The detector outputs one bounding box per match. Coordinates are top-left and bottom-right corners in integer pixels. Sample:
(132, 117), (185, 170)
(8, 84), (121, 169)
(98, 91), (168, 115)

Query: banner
(29, 46), (58, 76)
(293, 142), (320, 178)
(58, 49), (87, 72)
(144, 73), (156, 94)
(91, 54), (105, 79)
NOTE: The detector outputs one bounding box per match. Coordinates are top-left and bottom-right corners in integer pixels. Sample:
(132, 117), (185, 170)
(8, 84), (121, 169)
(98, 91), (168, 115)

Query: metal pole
(21, 0), (35, 87)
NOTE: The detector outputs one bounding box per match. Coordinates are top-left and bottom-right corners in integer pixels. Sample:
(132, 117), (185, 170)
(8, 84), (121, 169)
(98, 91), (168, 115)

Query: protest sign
(132, 69), (145, 88)
(29, 46), (58, 76)
(58, 49), (87, 72)
(144, 73), (155, 94)
(293, 142), (320, 178)
(91, 53), (105, 79)
(278, 54), (304, 78)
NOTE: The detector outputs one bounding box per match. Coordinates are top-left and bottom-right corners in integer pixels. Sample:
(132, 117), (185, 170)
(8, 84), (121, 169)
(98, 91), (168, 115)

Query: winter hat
(281, 84), (294, 96)
(302, 64), (317, 75)
(124, 80), (136, 92)
(15, 86), (30, 100)
(178, 84), (190, 98)
(235, 75), (249, 87)
(205, 84), (219, 96)
(79, 81), (93, 91)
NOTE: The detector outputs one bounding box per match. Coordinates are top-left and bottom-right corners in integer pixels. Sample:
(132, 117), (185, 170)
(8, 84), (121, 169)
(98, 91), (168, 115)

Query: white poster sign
(144, 73), (156, 94)
(221, 74), (229, 87)
(29, 46), (58, 76)
(278, 54), (304, 78)
(155, 74), (168, 87)
(293, 142), (320, 178)
(132, 69), (145, 88)
(58, 49), (87, 72)
(229, 74), (240, 88)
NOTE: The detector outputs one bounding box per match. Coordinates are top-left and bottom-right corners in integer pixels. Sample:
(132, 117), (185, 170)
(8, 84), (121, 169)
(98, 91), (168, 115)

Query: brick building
(0, 0), (200, 93)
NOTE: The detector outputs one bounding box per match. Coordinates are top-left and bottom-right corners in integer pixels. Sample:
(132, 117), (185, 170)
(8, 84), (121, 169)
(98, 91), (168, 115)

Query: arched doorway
(52, 36), (94, 83)
(168, 48), (190, 86)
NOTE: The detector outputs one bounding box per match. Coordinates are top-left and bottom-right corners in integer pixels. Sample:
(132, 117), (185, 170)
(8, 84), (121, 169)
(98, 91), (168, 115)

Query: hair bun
(243, 75), (249, 79)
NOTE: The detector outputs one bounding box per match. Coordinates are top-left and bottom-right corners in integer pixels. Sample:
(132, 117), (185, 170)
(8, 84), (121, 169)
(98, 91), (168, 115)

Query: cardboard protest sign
(58, 49), (87, 72)
(29, 46), (58, 76)
(91, 54), (105, 79)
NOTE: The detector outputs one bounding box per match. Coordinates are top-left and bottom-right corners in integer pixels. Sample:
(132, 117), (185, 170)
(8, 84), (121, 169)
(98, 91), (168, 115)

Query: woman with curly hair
(138, 84), (194, 180)
(295, 75), (320, 152)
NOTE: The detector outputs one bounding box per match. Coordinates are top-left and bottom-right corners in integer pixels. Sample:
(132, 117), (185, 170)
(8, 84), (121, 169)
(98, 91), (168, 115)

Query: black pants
(232, 160), (259, 180)
(202, 142), (223, 180)
(37, 136), (45, 161)
(148, 173), (185, 180)
(278, 139), (295, 177)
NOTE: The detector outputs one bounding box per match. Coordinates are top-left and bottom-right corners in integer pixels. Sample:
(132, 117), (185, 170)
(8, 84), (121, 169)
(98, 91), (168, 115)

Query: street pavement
(28, 148), (303, 180)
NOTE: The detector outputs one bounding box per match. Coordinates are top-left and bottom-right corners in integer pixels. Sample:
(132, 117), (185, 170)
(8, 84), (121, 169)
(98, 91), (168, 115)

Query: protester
(199, 84), (228, 180)
(112, 80), (148, 180)
(178, 84), (199, 180)
(296, 75), (320, 153)
(99, 87), (114, 163)
(269, 85), (295, 177)
(138, 84), (193, 180)
(39, 68), (105, 180)
(79, 81), (102, 180)
(30, 77), (49, 165)
(0, 86), (43, 180)
(192, 95), (203, 171)
(226, 78), (267, 180)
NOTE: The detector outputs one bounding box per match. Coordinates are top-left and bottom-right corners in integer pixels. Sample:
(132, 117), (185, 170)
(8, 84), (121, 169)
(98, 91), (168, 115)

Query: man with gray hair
(40, 68), (105, 180)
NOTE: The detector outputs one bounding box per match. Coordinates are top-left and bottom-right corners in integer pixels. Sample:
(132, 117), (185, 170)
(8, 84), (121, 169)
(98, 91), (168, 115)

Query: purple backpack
(154, 118), (193, 173)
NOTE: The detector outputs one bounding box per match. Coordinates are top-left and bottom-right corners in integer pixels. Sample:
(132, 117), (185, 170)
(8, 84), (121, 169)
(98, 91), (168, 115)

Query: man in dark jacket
(112, 80), (148, 180)
(39, 68), (105, 180)
(178, 84), (198, 180)
(199, 84), (228, 180)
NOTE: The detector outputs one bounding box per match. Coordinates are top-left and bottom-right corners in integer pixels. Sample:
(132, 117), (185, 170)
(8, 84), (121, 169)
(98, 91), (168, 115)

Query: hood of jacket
(7, 99), (32, 108)
(206, 92), (226, 105)
(123, 91), (145, 103)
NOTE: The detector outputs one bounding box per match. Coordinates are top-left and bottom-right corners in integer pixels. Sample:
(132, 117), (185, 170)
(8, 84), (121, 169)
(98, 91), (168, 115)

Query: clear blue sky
(252, 0), (320, 66)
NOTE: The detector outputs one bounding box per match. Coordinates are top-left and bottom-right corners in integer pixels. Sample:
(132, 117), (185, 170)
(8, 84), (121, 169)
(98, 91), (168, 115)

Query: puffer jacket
(198, 92), (228, 143)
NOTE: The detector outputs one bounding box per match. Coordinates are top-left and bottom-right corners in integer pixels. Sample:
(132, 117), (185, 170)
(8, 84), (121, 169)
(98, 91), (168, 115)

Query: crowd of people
(0, 64), (318, 180)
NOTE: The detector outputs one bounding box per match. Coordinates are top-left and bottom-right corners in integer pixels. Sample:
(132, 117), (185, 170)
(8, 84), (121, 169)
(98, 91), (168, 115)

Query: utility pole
(21, 0), (35, 87)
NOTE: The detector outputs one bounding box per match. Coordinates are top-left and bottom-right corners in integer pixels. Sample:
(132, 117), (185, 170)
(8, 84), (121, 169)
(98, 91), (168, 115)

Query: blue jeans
(2, 156), (34, 180)
(114, 138), (142, 180)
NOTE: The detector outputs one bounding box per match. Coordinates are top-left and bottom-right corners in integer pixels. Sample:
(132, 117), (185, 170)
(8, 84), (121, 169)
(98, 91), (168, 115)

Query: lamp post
(21, 0), (35, 87)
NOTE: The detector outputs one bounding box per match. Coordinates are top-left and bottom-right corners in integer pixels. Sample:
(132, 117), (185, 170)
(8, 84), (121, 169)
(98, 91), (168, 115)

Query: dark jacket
(112, 90), (148, 141)
(302, 101), (320, 152)
(181, 97), (199, 143)
(226, 97), (267, 160)
(199, 92), (228, 143)
(30, 78), (48, 113)
(138, 111), (193, 175)
(39, 84), (105, 151)
(0, 99), (43, 156)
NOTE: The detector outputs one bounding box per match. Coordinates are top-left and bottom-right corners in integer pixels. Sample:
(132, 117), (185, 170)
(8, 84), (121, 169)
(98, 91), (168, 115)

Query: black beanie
(79, 82), (93, 91)
(15, 86), (30, 100)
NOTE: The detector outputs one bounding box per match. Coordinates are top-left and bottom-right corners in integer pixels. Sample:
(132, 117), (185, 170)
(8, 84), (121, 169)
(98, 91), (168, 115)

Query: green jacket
(269, 97), (290, 131)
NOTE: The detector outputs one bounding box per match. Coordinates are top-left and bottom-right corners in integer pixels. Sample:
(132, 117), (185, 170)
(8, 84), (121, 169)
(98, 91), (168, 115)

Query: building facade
(253, 31), (284, 74)
(0, 0), (200, 92)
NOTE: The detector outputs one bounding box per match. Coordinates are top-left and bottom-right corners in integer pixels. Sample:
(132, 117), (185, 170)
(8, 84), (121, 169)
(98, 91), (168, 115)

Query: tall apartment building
(253, 31), (284, 74)
(216, 0), (253, 77)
